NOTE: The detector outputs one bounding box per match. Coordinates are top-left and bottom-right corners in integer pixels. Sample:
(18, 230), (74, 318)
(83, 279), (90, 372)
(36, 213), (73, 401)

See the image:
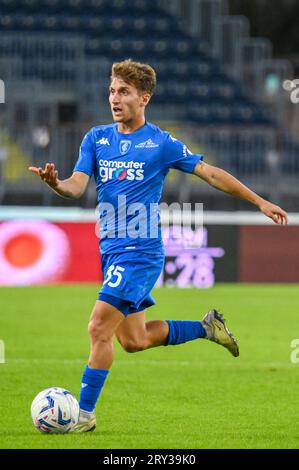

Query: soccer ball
(31, 387), (80, 434)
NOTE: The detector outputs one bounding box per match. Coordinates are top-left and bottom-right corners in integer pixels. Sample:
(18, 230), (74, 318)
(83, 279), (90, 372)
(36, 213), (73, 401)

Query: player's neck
(117, 117), (146, 134)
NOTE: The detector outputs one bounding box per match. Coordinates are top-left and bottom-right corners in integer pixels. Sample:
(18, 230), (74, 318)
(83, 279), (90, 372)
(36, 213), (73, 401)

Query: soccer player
(29, 59), (288, 433)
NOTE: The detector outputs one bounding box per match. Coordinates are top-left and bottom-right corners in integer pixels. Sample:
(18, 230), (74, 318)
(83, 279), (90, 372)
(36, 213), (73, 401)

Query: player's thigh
(115, 310), (147, 343)
(89, 300), (125, 338)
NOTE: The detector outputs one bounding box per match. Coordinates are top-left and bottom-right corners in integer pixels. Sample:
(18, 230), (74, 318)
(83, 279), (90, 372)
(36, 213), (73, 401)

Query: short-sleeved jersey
(74, 121), (203, 254)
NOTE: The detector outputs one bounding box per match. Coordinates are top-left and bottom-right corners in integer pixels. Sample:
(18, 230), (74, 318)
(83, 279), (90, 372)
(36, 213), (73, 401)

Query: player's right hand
(28, 163), (59, 188)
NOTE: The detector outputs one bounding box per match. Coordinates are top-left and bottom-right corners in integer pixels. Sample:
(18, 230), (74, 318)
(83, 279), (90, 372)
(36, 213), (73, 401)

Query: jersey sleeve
(163, 133), (203, 173)
(73, 128), (96, 177)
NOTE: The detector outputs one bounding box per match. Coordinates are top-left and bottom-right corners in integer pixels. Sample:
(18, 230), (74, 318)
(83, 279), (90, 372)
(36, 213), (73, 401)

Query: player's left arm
(193, 160), (288, 225)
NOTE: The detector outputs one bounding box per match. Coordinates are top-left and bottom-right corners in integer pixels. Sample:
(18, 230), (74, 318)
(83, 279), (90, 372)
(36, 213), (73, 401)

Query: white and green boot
(71, 409), (96, 433)
(202, 309), (239, 357)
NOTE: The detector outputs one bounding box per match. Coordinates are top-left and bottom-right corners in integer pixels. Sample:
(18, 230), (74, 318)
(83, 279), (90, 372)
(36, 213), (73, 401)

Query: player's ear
(141, 93), (151, 107)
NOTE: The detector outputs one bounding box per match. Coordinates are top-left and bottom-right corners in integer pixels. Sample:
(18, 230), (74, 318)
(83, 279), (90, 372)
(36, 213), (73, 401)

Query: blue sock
(79, 366), (109, 412)
(165, 320), (207, 346)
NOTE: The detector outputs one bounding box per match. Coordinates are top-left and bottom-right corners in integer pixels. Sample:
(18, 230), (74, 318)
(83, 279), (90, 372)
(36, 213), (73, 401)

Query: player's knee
(120, 338), (148, 353)
(88, 319), (110, 343)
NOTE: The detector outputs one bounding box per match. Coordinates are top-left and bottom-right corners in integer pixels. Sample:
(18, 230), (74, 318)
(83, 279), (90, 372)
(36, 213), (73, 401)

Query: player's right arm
(28, 163), (89, 199)
(193, 161), (288, 225)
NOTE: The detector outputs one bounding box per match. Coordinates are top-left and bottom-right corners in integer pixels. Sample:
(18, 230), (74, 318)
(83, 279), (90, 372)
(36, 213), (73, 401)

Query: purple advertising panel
(156, 225), (237, 287)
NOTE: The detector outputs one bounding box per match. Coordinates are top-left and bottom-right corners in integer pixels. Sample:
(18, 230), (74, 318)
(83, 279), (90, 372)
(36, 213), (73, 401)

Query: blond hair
(111, 59), (156, 96)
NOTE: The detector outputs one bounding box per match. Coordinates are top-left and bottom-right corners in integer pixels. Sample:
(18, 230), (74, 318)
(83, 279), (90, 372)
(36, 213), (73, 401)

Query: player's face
(109, 78), (148, 124)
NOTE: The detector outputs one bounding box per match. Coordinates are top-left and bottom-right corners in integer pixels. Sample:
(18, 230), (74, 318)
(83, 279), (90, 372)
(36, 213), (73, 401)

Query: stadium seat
(226, 133), (268, 175)
(171, 61), (189, 77)
(210, 104), (232, 124)
(230, 103), (255, 124)
(186, 105), (213, 124)
(281, 137), (299, 174)
(1, 0), (19, 13)
(0, 15), (15, 30)
(213, 83), (235, 101)
(81, 16), (106, 34)
(152, 83), (167, 104)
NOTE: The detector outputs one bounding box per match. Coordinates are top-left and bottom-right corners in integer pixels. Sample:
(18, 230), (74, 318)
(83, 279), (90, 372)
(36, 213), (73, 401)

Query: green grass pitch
(0, 284), (299, 449)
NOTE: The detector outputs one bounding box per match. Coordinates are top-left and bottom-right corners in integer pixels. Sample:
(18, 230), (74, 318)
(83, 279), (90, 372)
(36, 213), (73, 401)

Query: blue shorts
(99, 251), (164, 316)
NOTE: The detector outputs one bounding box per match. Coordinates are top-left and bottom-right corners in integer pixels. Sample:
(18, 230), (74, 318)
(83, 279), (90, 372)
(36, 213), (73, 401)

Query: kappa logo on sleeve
(96, 137), (110, 145)
(183, 144), (193, 157)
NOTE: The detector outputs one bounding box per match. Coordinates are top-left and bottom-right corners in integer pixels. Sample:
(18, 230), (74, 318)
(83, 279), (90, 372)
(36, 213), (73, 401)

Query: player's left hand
(259, 201), (288, 225)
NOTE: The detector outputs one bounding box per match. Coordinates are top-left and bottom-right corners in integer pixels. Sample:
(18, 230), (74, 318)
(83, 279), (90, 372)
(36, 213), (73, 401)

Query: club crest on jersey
(119, 140), (132, 155)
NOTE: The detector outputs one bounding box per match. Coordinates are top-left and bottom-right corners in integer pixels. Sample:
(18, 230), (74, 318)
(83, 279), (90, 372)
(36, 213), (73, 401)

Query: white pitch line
(3, 358), (296, 368)
(5, 358), (190, 366)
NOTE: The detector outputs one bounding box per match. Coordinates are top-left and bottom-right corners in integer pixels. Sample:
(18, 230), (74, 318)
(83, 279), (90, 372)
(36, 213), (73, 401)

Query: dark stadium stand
(0, 0), (273, 126)
(0, 0), (298, 208)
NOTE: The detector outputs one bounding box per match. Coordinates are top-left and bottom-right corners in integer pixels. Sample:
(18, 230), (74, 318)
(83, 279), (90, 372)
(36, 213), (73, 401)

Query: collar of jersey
(113, 121), (148, 138)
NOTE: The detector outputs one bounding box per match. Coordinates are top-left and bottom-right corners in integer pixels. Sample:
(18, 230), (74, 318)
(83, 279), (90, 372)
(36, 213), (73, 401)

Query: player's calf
(117, 336), (149, 353)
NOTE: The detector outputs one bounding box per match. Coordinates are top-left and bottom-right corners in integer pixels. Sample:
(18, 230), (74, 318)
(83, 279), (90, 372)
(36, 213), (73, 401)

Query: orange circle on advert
(4, 233), (43, 268)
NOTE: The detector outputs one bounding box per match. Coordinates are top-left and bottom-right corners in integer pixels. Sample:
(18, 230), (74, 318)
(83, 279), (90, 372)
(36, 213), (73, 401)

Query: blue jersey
(74, 121), (203, 254)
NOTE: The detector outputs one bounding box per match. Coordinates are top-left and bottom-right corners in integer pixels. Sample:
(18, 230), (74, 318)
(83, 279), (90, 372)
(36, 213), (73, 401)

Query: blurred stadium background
(0, 0), (299, 285)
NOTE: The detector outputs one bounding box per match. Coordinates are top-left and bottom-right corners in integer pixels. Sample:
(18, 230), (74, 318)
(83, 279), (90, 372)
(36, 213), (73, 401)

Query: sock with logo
(79, 366), (109, 412)
(165, 320), (207, 345)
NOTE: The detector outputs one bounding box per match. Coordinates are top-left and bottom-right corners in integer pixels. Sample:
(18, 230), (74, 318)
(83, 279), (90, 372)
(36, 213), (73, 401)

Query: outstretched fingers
(28, 166), (43, 176)
(28, 163), (59, 187)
